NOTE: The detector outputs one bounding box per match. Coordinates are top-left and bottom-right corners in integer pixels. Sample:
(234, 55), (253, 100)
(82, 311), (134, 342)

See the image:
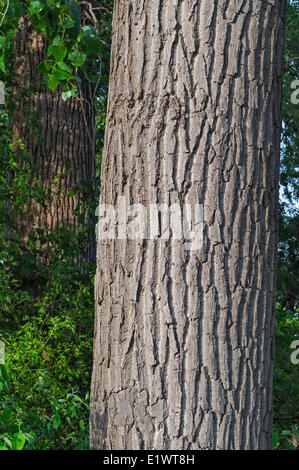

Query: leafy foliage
(0, 364), (90, 450)
(0, 0), (112, 97)
(278, 0), (299, 311)
(273, 426), (299, 450)
(274, 0), (299, 448)
(274, 303), (299, 439)
(0, 122), (96, 449)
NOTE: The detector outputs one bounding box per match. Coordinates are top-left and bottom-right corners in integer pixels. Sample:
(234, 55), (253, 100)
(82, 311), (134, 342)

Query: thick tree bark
(90, 0), (286, 450)
(12, 16), (96, 263)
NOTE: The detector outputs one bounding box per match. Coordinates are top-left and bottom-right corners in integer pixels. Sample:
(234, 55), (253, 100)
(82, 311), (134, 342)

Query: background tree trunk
(13, 16), (96, 264)
(90, 0), (286, 450)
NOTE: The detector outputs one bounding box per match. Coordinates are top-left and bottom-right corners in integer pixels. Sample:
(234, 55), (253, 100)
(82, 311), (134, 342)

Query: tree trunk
(90, 0), (286, 450)
(12, 16), (96, 264)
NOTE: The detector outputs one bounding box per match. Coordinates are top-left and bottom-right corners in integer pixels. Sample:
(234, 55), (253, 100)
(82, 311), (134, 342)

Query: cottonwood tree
(90, 0), (286, 450)
(12, 12), (97, 263)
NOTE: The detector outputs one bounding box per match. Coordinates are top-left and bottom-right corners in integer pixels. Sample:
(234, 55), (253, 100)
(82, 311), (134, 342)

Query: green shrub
(0, 363), (90, 450)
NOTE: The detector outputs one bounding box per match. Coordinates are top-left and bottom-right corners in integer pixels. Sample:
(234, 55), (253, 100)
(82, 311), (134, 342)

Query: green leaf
(0, 54), (5, 73)
(65, 0), (80, 22)
(53, 69), (73, 81)
(272, 431), (279, 448)
(52, 36), (63, 47)
(2, 437), (12, 449)
(0, 36), (7, 51)
(37, 61), (51, 73)
(0, 364), (8, 382)
(57, 62), (73, 74)
(44, 74), (59, 92)
(2, 406), (13, 424)
(28, 1), (43, 15)
(53, 412), (61, 430)
(84, 37), (102, 55)
(68, 51), (86, 68)
(79, 419), (85, 432)
(11, 433), (26, 451)
(50, 45), (68, 61)
(62, 18), (75, 29)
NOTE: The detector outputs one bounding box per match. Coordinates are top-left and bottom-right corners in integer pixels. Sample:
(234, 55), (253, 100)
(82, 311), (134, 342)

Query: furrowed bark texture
(13, 17), (96, 263)
(90, 0), (286, 450)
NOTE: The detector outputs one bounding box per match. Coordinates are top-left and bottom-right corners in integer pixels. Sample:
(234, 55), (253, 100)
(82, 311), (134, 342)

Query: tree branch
(0, 0), (10, 28)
